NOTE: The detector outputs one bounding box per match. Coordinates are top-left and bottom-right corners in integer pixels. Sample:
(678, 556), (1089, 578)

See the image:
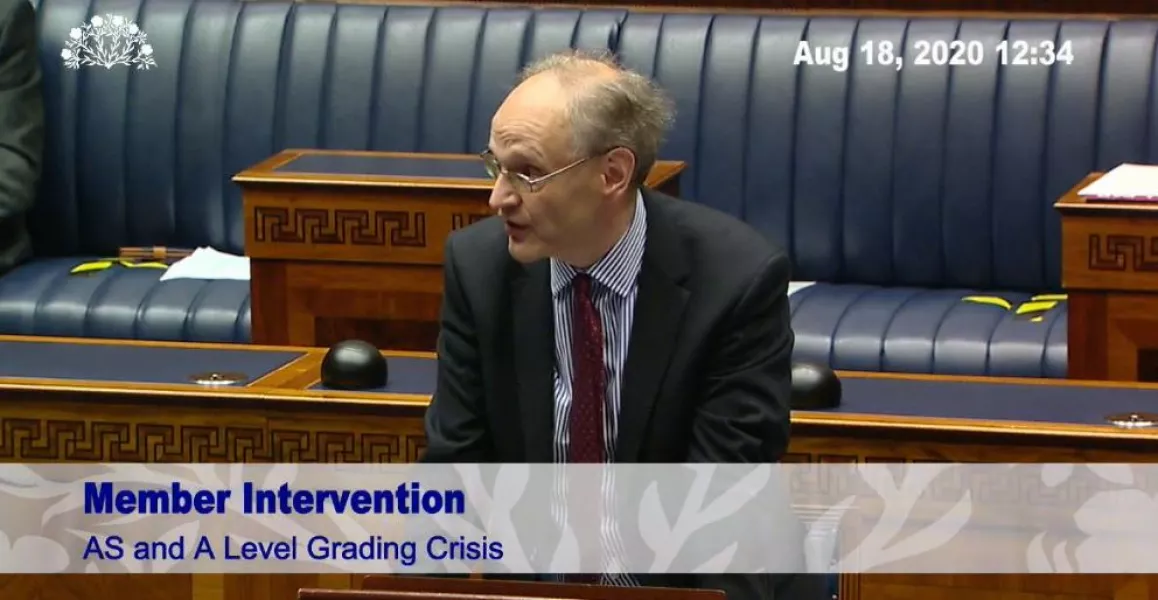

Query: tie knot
(573, 273), (592, 296)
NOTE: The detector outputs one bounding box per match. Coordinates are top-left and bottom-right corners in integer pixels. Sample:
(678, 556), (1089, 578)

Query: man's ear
(602, 147), (636, 195)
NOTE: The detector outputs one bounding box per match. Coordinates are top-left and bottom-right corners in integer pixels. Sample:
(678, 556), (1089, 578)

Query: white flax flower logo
(62, 14), (156, 70)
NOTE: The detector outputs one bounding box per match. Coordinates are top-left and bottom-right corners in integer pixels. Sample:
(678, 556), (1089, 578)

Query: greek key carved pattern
(0, 419), (425, 463)
(1088, 234), (1158, 272)
(451, 213), (489, 230)
(252, 207), (427, 247)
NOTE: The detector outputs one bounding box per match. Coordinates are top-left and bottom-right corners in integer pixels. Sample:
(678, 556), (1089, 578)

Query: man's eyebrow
(489, 140), (548, 168)
(491, 149), (534, 166)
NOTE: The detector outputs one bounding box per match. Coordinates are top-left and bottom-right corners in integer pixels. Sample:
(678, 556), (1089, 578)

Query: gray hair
(518, 49), (675, 186)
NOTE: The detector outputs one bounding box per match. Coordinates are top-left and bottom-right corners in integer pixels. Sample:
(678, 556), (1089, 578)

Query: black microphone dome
(790, 362), (841, 410)
(321, 340), (388, 391)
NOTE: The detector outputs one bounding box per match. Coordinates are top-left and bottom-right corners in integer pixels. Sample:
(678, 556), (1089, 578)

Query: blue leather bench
(9, 0), (1158, 377)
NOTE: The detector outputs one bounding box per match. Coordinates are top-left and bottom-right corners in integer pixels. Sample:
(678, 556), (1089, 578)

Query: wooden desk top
(0, 334), (432, 413)
(1055, 171), (1158, 216)
(5, 335), (1158, 449)
(233, 149), (686, 192)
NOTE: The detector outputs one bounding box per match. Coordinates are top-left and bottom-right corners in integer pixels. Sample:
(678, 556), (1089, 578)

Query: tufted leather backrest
(614, 14), (1158, 292)
(32, 0), (624, 256)
(30, 0), (1158, 291)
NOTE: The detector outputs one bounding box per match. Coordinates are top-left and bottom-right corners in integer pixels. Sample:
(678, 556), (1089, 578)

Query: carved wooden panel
(451, 213), (489, 230)
(0, 423), (426, 465)
(0, 390), (408, 600)
(1059, 211), (1158, 293)
(0, 395), (427, 463)
(243, 190), (478, 265)
(0, 419), (426, 462)
(1088, 234), (1158, 272)
(1057, 174), (1158, 381)
(252, 207), (428, 248)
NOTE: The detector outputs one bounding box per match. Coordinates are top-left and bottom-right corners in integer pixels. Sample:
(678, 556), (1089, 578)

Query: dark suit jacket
(422, 189), (823, 600)
(0, 0), (43, 275)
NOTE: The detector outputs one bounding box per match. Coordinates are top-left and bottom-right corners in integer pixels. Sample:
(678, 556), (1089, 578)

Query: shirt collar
(550, 191), (647, 298)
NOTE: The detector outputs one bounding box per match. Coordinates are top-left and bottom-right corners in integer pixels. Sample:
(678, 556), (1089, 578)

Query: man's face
(486, 76), (603, 265)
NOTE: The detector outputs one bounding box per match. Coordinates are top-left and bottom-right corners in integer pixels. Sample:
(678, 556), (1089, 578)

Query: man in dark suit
(0, 0), (43, 276)
(422, 51), (822, 600)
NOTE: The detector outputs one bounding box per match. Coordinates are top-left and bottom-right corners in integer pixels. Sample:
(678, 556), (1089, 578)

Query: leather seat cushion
(789, 283), (1067, 378)
(0, 263), (1068, 378)
(0, 258), (251, 343)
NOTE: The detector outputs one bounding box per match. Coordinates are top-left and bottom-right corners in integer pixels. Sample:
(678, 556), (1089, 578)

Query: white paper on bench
(155, 251), (813, 289)
(1078, 163), (1158, 200)
(788, 281), (816, 296)
(159, 246), (251, 281)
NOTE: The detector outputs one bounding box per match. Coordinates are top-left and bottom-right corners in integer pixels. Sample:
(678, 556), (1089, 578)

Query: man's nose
(488, 177), (519, 212)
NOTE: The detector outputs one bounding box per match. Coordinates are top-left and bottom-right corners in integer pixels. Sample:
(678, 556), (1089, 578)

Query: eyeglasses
(479, 149), (593, 194)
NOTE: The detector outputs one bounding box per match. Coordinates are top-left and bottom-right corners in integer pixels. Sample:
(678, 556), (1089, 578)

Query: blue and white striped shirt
(549, 192), (646, 585)
(550, 191), (646, 463)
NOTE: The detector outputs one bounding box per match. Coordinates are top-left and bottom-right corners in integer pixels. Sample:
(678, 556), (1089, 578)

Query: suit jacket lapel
(616, 192), (689, 462)
(512, 260), (556, 463)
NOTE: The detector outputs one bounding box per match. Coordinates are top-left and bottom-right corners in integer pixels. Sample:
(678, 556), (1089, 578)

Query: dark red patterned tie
(569, 273), (605, 463)
(567, 273), (605, 584)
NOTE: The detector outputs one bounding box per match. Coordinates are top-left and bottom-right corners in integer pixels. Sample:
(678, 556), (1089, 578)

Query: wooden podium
(235, 150), (685, 352)
(1055, 173), (1158, 381)
(359, 575), (724, 599)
